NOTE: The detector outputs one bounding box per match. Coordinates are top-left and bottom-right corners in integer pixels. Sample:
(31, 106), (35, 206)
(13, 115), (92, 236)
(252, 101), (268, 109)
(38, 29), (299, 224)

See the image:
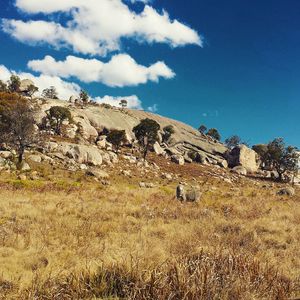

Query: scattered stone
(80, 164), (88, 170)
(231, 166), (247, 176)
(162, 173), (172, 180)
(277, 187), (295, 196)
(20, 161), (30, 172)
(18, 174), (27, 181)
(86, 169), (109, 179)
(139, 182), (155, 188)
(171, 155), (185, 165)
(0, 151), (12, 159)
(28, 154), (42, 163)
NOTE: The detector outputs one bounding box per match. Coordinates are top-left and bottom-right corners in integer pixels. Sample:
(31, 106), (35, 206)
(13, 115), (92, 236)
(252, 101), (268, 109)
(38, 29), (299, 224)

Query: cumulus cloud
(0, 64), (143, 108)
(28, 54), (175, 87)
(94, 95), (142, 109)
(2, 0), (202, 55)
(0, 64), (80, 99)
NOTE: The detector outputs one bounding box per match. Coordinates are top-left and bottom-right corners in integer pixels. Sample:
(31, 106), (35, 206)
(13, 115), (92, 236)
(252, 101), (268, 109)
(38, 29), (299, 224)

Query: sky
(0, 0), (299, 147)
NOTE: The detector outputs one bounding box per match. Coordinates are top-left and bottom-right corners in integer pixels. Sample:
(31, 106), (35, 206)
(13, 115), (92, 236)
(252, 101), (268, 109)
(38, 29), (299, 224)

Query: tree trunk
(18, 146), (24, 164)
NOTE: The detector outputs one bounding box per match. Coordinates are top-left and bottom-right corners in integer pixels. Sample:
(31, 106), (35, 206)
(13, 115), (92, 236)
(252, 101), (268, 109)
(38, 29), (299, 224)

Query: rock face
(176, 185), (201, 202)
(226, 145), (259, 172)
(36, 99), (228, 163)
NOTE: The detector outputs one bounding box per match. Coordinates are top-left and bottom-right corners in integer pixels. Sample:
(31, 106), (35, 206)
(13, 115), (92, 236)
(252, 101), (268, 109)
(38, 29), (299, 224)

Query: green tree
(119, 99), (127, 109)
(79, 90), (89, 103)
(133, 118), (160, 160)
(198, 124), (207, 134)
(0, 80), (7, 92)
(225, 135), (241, 148)
(47, 106), (72, 135)
(107, 129), (127, 153)
(265, 138), (299, 181)
(162, 125), (175, 143)
(207, 128), (221, 141)
(0, 96), (37, 163)
(42, 86), (58, 99)
(26, 84), (39, 98)
(8, 75), (21, 93)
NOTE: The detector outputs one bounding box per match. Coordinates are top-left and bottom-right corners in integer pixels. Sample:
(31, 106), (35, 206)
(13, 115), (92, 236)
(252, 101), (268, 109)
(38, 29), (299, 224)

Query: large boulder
(57, 143), (102, 166)
(277, 187), (295, 196)
(176, 185), (201, 202)
(19, 79), (35, 93)
(226, 145), (259, 172)
(153, 142), (165, 155)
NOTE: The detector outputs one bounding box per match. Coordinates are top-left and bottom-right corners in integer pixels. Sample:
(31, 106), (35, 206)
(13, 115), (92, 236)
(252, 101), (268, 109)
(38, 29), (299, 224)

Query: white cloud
(94, 95), (142, 109)
(3, 0), (202, 56)
(28, 54), (175, 87)
(0, 64), (80, 99)
(0, 64), (143, 107)
(147, 103), (158, 112)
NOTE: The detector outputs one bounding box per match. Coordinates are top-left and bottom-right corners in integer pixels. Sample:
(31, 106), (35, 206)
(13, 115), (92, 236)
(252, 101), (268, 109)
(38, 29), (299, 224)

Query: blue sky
(0, 0), (299, 147)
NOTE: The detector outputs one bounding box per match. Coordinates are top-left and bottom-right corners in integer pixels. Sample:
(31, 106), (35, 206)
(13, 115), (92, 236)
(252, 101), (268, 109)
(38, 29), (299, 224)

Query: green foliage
(0, 97), (36, 163)
(107, 129), (127, 152)
(252, 144), (268, 164)
(133, 118), (160, 159)
(225, 135), (241, 148)
(207, 128), (221, 141)
(79, 90), (89, 103)
(0, 80), (7, 92)
(8, 75), (21, 93)
(265, 138), (299, 180)
(26, 84), (39, 98)
(47, 106), (72, 135)
(119, 99), (127, 109)
(162, 125), (175, 143)
(198, 124), (207, 134)
(42, 86), (58, 99)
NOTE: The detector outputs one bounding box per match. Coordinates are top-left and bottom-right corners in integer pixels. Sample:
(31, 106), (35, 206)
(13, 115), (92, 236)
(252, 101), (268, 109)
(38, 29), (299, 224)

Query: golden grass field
(0, 157), (299, 299)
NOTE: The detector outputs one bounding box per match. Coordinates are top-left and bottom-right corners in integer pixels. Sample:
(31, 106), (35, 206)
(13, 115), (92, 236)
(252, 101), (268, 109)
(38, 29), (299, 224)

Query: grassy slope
(0, 156), (299, 299)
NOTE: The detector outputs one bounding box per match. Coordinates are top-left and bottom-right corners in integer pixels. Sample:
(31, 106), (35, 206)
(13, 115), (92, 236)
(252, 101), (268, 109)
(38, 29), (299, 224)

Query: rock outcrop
(226, 145), (259, 172)
(36, 99), (228, 165)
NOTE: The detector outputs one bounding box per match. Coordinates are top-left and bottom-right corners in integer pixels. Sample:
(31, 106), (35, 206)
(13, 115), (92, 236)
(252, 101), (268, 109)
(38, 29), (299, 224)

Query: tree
(8, 75), (21, 93)
(207, 128), (221, 141)
(225, 135), (241, 148)
(119, 99), (127, 109)
(265, 138), (299, 181)
(198, 124), (207, 134)
(79, 90), (89, 103)
(107, 129), (127, 153)
(162, 125), (175, 143)
(133, 118), (160, 160)
(46, 106), (72, 135)
(0, 80), (7, 92)
(26, 84), (39, 98)
(42, 86), (58, 99)
(252, 144), (269, 168)
(0, 96), (37, 164)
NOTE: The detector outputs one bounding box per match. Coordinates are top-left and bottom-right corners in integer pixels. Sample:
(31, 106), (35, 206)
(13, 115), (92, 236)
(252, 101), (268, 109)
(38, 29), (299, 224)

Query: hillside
(0, 96), (299, 299)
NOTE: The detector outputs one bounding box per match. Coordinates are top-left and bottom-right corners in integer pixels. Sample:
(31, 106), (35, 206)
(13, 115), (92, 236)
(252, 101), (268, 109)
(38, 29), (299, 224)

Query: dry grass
(0, 162), (299, 299)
